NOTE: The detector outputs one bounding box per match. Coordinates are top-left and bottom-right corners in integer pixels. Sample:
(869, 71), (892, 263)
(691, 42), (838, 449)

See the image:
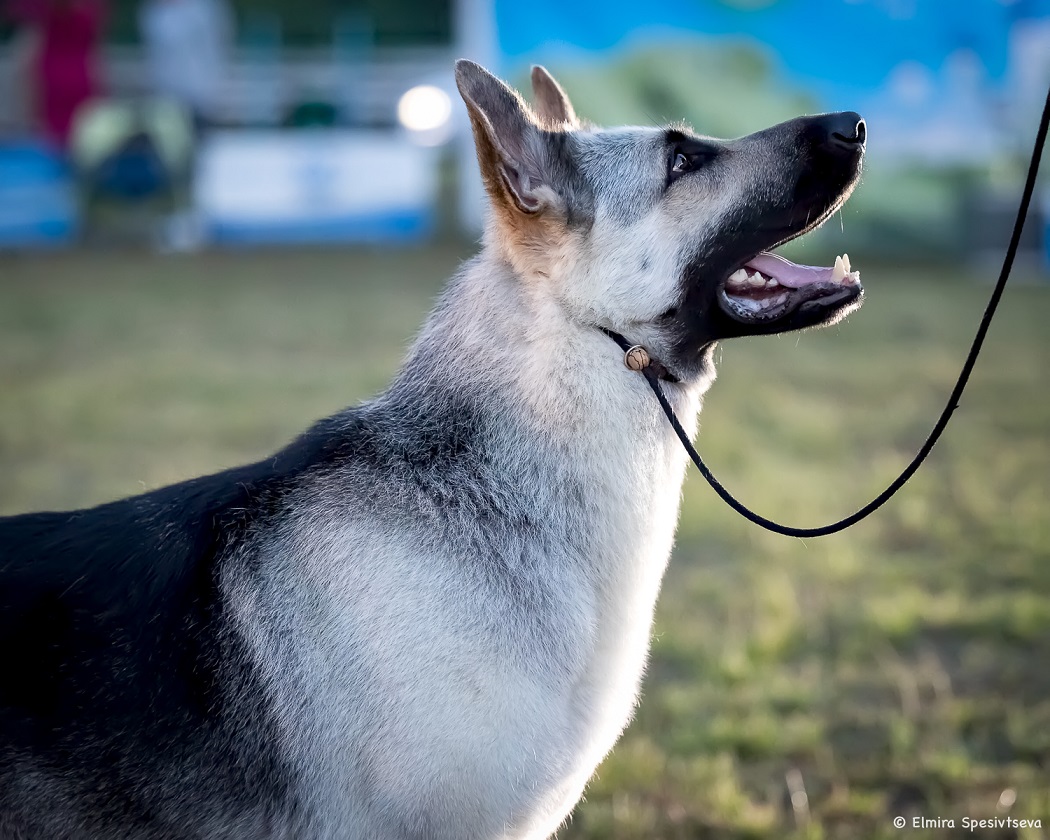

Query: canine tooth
(727, 268), (749, 286)
(832, 255), (847, 283)
(842, 253), (851, 273)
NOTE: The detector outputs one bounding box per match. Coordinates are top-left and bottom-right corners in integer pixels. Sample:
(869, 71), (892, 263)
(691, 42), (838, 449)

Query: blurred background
(1, 0), (1049, 838)
(0, 0), (1048, 254)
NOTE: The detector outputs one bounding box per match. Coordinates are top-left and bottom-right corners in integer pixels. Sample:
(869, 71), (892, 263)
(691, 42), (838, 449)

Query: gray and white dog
(0, 61), (864, 839)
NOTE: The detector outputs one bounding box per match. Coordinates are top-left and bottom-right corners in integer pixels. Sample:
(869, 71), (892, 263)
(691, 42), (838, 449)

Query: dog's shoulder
(0, 408), (371, 631)
(0, 409), (375, 768)
(0, 413), (372, 831)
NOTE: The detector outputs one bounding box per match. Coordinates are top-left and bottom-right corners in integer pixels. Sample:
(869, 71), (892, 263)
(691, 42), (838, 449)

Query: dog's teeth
(842, 253), (851, 273)
(747, 272), (765, 287)
(765, 275), (779, 288)
(832, 255), (847, 283)
(727, 269), (749, 287)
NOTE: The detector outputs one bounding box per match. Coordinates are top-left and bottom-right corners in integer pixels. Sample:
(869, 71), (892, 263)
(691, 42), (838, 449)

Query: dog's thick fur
(0, 62), (864, 839)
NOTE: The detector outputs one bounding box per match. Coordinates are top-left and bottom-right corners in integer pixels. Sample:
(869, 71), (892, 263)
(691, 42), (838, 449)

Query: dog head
(456, 60), (865, 381)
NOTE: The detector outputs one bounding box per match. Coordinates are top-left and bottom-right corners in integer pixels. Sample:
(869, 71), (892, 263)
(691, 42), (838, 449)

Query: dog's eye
(668, 145), (716, 183)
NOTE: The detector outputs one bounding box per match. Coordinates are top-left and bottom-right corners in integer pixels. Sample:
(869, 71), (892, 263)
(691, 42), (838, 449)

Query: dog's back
(0, 426), (347, 837)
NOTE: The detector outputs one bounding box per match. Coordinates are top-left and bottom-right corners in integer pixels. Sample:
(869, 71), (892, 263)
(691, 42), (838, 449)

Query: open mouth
(718, 251), (862, 326)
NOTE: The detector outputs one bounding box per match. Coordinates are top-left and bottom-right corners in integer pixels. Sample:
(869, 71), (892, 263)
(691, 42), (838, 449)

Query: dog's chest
(561, 426), (688, 754)
(247, 400), (694, 839)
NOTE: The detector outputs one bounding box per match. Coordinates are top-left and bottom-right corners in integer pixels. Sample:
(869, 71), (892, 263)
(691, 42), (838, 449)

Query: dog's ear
(455, 59), (554, 216)
(530, 65), (578, 128)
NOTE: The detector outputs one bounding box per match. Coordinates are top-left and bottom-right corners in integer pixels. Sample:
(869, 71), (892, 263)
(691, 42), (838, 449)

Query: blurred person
(138, 0), (232, 131)
(3, 0), (107, 148)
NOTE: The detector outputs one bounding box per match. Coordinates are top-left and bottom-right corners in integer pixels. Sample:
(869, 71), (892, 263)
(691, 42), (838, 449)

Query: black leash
(606, 84), (1050, 538)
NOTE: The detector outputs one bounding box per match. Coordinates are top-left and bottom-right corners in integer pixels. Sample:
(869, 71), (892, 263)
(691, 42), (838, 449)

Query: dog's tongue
(745, 251), (857, 288)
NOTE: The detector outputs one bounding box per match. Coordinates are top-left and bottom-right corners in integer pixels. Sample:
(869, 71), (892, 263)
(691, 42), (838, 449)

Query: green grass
(1, 246), (1048, 839)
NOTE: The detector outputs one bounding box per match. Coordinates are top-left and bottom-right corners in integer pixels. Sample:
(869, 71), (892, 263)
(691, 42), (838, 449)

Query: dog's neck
(389, 252), (709, 446)
(381, 252), (713, 584)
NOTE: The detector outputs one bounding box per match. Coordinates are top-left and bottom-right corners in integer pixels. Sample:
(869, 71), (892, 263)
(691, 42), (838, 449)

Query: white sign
(195, 130), (438, 244)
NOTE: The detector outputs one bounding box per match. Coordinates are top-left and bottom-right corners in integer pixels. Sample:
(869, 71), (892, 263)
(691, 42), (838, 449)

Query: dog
(0, 60), (864, 839)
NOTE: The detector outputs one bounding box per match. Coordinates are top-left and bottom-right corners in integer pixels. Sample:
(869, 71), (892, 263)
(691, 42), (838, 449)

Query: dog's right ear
(455, 59), (554, 217)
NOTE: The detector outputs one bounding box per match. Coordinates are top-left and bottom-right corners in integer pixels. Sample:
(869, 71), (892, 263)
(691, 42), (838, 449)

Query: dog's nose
(816, 112), (866, 156)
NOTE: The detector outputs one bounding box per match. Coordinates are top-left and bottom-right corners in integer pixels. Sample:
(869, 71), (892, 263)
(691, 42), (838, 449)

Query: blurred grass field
(1, 245), (1048, 839)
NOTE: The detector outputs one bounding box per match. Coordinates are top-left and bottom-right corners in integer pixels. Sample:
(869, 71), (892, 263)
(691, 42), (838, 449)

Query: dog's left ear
(455, 59), (556, 216)
(530, 65), (578, 128)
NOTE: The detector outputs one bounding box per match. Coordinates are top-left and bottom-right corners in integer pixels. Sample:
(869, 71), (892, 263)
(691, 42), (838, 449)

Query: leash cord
(624, 84), (1050, 538)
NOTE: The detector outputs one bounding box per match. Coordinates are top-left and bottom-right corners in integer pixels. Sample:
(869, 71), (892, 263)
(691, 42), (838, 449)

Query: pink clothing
(10, 0), (107, 147)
